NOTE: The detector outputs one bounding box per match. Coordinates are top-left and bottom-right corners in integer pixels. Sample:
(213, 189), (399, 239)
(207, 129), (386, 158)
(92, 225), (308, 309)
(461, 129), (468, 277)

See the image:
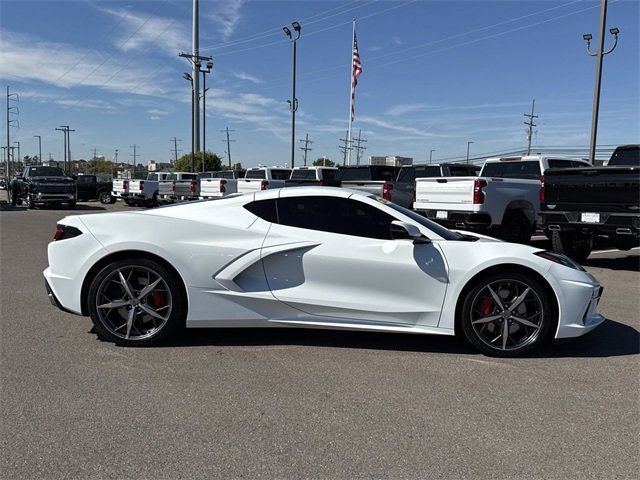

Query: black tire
(551, 231), (592, 263)
(68, 200), (76, 210)
(98, 191), (112, 205)
(27, 195), (36, 209)
(9, 187), (17, 206)
(499, 211), (532, 244)
(87, 258), (186, 346)
(461, 272), (553, 357)
(123, 198), (133, 206)
(109, 196), (117, 204)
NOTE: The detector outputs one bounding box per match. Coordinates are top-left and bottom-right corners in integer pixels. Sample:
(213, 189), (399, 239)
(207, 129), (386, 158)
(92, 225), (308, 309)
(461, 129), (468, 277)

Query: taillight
(319, 181), (326, 187)
(473, 179), (487, 204)
(123, 180), (129, 189)
(139, 180), (144, 190)
(382, 182), (393, 201)
(539, 175), (545, 202)
(220, 179), (227, 193)
(53, 224), (82, 241)
(260, 180), (269, 190)
(190, 180), (197, 192)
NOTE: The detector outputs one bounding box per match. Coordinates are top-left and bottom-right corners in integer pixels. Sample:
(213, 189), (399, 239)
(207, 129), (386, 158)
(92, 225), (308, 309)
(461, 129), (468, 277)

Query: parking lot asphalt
(1, 193), (639, 480)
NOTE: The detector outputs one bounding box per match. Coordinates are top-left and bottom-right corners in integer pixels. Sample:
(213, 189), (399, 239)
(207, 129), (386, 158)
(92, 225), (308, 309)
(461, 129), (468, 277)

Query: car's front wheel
(87, 258), (186, 346)
(461, 272), (553, 357)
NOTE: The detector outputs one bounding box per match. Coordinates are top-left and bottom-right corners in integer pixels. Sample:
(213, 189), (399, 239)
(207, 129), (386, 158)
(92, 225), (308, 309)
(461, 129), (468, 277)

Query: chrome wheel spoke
(125, 308), (136, 340)
(501, 319), (509, 349)
(509, 287), (531, 311)
(117, 270), (135, 299)
(137, 277), (162, 299)
(472, 314), (502, 325)
(511, 316), (540, 329)
(139, 304), (166, 320)
(487, 285), (505, 311)
(97, 299), (130, 309)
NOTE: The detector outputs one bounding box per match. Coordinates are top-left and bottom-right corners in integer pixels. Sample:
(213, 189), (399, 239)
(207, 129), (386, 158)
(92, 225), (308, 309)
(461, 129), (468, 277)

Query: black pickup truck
(76, 174), (115, 204)
(540, 145), (640, 261)
(284, 166), (340, 187)
(9, 166), (77, 209)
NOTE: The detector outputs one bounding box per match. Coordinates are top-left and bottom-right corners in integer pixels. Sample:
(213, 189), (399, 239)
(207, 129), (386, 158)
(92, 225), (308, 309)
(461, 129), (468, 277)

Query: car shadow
(582, 255), (640, 272)
(157, 318), (638, 358)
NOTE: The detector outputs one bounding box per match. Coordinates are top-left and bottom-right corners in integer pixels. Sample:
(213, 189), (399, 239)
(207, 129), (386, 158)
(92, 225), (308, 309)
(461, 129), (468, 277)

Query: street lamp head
(206, 61), (214, 71)
(583, 33), (593, 41)
(183, 72), (193, 82)
(609, 27), (619, 36)
(282, 26), (292, 38)
(292, 21), (301, 32)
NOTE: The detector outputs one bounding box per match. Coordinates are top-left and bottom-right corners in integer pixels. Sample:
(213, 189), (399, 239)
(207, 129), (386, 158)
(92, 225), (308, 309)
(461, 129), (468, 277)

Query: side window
(244, 199), (278, 223)
(276, 196), (393, 240)
(271, 169), (292, 180)
(397, 167), (415, 182)
(321, 169), (336, 181)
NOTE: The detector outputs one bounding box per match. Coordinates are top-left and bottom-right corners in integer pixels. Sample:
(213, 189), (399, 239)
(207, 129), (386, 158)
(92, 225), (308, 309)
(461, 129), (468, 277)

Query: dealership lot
(1, 197), (638, 479)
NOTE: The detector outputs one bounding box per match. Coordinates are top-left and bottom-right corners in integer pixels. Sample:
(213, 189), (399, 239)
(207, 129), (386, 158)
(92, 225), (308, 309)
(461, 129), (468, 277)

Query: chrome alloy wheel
(470, 279), (544, 352)
(95, 266), (172, 341)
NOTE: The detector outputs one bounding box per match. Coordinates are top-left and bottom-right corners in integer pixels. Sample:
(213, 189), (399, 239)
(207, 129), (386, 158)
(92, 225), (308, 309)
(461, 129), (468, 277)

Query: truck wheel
(614, 237), (638, 251)
(551, 231), (592, 263)
(123, 198), (133, 206)
(98, 191), (112, 205)
(68, 200), (76, 210)
(500, 212), (532, 244)
(9, 188), (17, 206)
(27, 196), (36, 209)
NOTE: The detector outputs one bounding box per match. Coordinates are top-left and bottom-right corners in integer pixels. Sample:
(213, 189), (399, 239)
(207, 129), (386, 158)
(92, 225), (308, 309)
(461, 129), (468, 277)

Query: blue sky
(1, 0), (638, 167)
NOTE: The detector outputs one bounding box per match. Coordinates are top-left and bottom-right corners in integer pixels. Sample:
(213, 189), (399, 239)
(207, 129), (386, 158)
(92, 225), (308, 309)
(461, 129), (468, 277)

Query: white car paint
(44, 187), (604, 345)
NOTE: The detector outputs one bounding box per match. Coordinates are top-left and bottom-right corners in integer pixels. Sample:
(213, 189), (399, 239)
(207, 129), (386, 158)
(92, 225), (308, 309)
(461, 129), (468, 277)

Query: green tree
(175, 151), (222, 172)
(313, 157), (335, 167)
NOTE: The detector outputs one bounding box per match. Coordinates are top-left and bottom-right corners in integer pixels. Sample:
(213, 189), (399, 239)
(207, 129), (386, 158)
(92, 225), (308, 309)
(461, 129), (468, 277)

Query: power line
(352, 129), (367, 165)
(338, 130), (352, 166)
(299, 133), (313, 166)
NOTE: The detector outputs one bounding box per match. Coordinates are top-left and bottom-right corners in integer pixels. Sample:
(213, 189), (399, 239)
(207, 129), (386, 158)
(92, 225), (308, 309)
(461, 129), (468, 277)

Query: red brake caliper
(150, 291), (166, 308)
(478, 297), (493, 316)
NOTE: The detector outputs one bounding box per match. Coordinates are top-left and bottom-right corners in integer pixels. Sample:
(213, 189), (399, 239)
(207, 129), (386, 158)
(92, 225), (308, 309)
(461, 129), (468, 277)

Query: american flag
(351, 31), (362, 121)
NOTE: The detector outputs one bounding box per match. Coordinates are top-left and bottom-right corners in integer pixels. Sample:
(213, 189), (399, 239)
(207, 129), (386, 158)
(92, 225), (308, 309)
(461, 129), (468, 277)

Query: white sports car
(44, 187), (605, 356)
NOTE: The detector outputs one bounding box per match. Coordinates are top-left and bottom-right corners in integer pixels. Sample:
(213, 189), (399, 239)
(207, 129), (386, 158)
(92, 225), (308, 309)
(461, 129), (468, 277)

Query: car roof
(253, 186), (365, 201)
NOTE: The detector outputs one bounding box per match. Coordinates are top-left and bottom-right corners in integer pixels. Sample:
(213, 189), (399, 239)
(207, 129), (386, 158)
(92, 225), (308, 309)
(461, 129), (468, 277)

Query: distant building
(368, 156), (413, 167)
(147, 160), (172, 172)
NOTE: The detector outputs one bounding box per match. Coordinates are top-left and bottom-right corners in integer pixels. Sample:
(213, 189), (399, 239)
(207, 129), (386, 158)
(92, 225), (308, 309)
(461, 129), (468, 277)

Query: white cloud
(386, 104), (430, 116)
(148, 108), (169, 116)
(0, 28), (172, 97)
(358, 116), (455, 139)
(206, 1), (245, 41)
(100, 7), (190, 56)
(233, 72), (263, 84)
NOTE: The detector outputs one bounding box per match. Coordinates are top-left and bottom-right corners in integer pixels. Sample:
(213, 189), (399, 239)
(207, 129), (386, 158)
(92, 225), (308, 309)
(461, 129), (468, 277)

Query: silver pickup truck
(337, 165), (413, 208)
(158, 172), (199, 203)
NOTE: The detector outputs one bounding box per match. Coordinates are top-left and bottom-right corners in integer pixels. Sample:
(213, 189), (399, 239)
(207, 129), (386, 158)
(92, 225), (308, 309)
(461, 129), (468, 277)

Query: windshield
(378, 199), (463, 240)
(291, 169), (317, 180)
(481, 161), (541, 179)
(245, 169), (266, 179)
(338, 166), (398, 182)
(609, 146), (640, 166)
(28, 167), (65, 177)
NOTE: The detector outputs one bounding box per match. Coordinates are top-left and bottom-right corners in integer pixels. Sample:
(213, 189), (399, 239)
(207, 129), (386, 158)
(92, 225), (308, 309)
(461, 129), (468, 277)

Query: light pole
(429, 149), (435, 163)
(466, 141), (474, 164)
(33, 136), (42, 165)
(183, 72), (196, 172)
(283, 21), (301, 168)
(583, 0), (619, 164)
(196, 60), (213, 172)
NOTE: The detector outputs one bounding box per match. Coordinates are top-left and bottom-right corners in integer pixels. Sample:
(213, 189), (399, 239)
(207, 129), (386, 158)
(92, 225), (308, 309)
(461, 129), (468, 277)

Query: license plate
(581, 212), (600, 223)
(436, 211), (448, 219)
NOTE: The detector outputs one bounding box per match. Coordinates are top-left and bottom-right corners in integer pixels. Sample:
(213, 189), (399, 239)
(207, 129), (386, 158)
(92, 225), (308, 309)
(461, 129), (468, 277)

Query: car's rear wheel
(98, 191), (112, 204)
(87, 258), (186, 346)
(461, 273), (552, 357)
(551, 231), (592, 263)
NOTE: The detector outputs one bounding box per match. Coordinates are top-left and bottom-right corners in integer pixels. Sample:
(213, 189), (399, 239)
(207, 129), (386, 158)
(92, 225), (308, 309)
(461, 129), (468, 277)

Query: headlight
(534, 251), (585, 271)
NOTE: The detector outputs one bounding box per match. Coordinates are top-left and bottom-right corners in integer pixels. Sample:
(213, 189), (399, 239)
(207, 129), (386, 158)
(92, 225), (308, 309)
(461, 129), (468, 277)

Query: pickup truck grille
(37, 183), (75, 193)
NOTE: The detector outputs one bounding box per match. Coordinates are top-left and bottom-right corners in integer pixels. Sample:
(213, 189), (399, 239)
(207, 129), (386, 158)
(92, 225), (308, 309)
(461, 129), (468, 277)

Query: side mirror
(390, 220), (430, 244)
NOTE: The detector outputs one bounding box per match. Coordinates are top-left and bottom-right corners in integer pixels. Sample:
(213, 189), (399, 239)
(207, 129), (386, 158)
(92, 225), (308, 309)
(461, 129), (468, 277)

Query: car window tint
(547, 159), (573, 169)
(372, 167), (398, 181)
(244, 199), (278, 223)
(481, 161), (541, 179)
(276, 196), (393, 240)
(147, 174), (159, 181)
(609, 146), (640, 166)
(449, 165), (475, 176)
(291, 169), (316, 180)
(414, 165), (441, 178)
(77, 176), (92, 184)
(182, 174), (197, 180)
(245, 169), (266, 179)
(338, 167), (371, 181)
(397, 167), (415, 182)
(271, 169), (292, 180)
(321, 169), (336, 181)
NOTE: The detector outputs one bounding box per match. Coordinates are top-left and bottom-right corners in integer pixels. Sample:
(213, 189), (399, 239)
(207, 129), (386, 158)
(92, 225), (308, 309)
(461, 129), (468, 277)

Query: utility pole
(583, 0), (620, 163)
(55, 126), (71, 174)
(114, 149), (118, 177)
(6, 86), (18, 177)
(34, 135), (42, 165)
(221, 127), (235, 169)
(352, 129), (367, 165)
(192, 0), (200, 155)
(283, 22), (302, 168)
(130, 144), (139, 177)
(299, 133), (313, 166)
(170, 137), (181, 164)
(338, 130), (352, 166)
(466, 141), (474, 164)
(523, 99), (538, 155)
(13, 141), (20, 166)
(429, 149), (436, 163)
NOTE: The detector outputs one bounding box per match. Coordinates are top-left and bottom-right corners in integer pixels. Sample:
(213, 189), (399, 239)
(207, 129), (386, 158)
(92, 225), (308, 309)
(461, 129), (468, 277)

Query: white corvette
(44, 187), (605, 356)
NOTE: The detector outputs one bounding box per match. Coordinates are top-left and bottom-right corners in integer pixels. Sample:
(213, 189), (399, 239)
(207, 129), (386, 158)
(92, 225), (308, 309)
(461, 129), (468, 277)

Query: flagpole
(346, 18), (356, 166)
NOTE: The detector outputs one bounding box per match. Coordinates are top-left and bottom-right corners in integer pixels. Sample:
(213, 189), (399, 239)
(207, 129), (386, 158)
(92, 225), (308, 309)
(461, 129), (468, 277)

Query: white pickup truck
(158, 172), (199, 203)
(199, 170), (245, 200)
(413, 156), (589, 243)
(237, 167), (291, 194)
(112, 178), (129, 201)
(123, 172), (171, 207)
